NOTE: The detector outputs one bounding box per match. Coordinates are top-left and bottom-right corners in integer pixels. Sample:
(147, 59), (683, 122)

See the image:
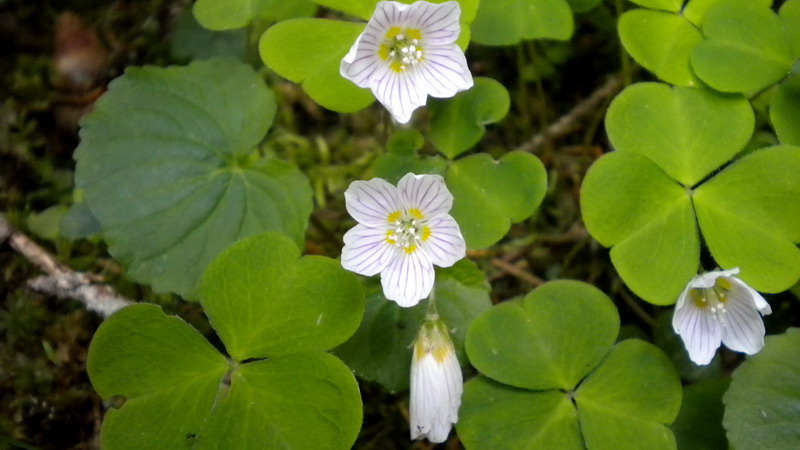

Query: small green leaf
(61, 199), (101, 239)
(581, 152), (699, 305)
(332, 259), (490, 392)
(625, 0), (682, 12)
(781, 0), (800, 58)
(770, 74), (800, 146)
(693, 146), (800, 293)
(200, 232), (365, 361)
(75, 59), (312, 298)
(691, 0), (795, 93)
(466, 281), (619, 391)
(194, 0), (315, 30)
(429, 77), (510, 159)
(459, 377), (584, 450)
(446, 151), (547, 249)
(372, 130), (448, 184)
(605, 82), (754, 187)
(683, 0), (771, 27)
(671, 379), (730, 450)
(27, 205), (69, 241)
(618, 10), (703, 87)
(724, 329), (800, 450)
(470, 0), (574, 46)
(260, 19), (374, 113)
(87, 304), (229, 449)
(575, 340), (682, 450)
(199, 353), (362, 449)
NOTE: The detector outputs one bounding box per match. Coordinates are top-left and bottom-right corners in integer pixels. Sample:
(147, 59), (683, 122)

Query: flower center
(379, 27), (424, 72)
(386, 209), (431, 254)
(690, 277), (734, 323)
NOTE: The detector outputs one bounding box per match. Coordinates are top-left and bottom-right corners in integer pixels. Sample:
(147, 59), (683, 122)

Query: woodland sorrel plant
(54, 0), (800, 448)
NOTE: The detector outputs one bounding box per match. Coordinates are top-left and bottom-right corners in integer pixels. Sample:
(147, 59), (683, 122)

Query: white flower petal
(340, 30), (384, 88)
(689, 267), (740, 289)
(673, 297), (722, 365)
(421, 215), (465, 267)
(341, 224), (395, 276)
(381, 247), (434, 306)
(373, 69), (426, 124)
(344, 178), (402, 227)
(397, 173), (453, 218)
(416, 46), (473, 98)
(735, 279), (772, 314)
(408, 1), (461, 45)
(720, 282), (768, 355)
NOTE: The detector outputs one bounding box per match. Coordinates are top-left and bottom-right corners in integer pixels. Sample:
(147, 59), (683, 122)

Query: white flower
(410, 314), (462, 443)
(341, 173), (466, 307)
(340, 0), (474, 123)
(672, 268), (772, 365)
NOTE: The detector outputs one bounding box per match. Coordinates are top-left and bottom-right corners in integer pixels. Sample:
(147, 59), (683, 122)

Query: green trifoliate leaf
(575, 340), (682, 450)
(625, 0), (681, 12)
(429, 77), (510, 159)
(371, 129), (448, 184)
(200, 232), (365, 361)
(260, 19), (374, 113)
(470, 0), (573, 46)
(194, 0), (315, 30)
(770, 74), (800, 146)
(333, 259), (490, 392)
(581, 152), (699, 305)
(683, 0), (771, 27)
(446, 151), (547, 249)
(671, 379), (730, 450)
(724, 329), (800, 450)
(74, 59), (312, 299)
(618, 10), (703, 87)
(465, 280), (619, 391)
(690, 0), (795, 93)
(693, 146), (800, 293)
(605, 82), (754, 187)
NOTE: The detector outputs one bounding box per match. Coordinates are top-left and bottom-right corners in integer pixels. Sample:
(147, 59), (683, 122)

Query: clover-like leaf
(466, 281), (619, 390)
(691, 0), (796, 93)
(260, 19), (374, 113)
(74, 59), (312, 299)
(371, 129), (448, 184)
(446, 151), (547, 249)
(200, 232), (365, 361)
(683, 0), (771, 27)
(460, 281), (681, 448)
(605, 82), (754, 187)
(724, 328), (800, 450)
(770, 74), (800, 146)
(194, 0), (315, 30)
(581, 152), (699, 305)
(333, 259), (491, 392)
(470, 0), (573, 46)
(693, 146), (800, 293)
(618, 10), (703, 87)
(429, 77), (510, 159)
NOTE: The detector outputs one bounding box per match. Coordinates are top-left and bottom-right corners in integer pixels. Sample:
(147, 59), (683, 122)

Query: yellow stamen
(421, 226), (431, 241)
(409, 208), (424, 220)
(404, 245), (417, 254)
(405, 28), (422, 40)
(387, 211), (401, 223)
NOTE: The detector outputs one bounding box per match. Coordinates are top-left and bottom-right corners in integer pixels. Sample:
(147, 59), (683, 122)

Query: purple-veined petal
(372, 68), (426, 124)
(381, 247), (434, 306)
(421, 215), (465, 267)
(344, 177), (403, 227)
(341, 223), (395, 276)
(720, 282), (767, 355)
(690, 267), (740, 289)
(397, 173), (453, 218)
(673, 295), (722, 365)
(407, 1), (461, 46)
(415, 45), (473, 98)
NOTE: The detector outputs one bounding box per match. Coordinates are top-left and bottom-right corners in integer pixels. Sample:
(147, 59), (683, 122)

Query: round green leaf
(771, 74), (800, 146)
(314, 0), (479, 22)
(260, 19), (374, 113)
(332, 259), (491, 392)
(781, 0), (800, 59)
(671, 379), (730, 450)
(691, 0), (795, 93)
(194, 0), (315, 30)
(625, 0), (682, 12)
(429, 77), (510, 159)
(605, 82), (754, 187)
(618, 10), (703, 87)
(575, 340), (682, 450)
(199, 353), (362, 449)
(74, 59), (312, 299)
(200, 232), (365, 361)
(371, 130), (448, 184)
(581, 151), (700, 305)
(87, 304), (230, 449)
(683, 0), (772, 27)
(458, 377), (583, 450)
(693, 145), (800, 293)
(724, 329), (800, 450)
(466, 281), (619, 391)
(470, 0), (574, 46)
(446, 151), (547, 249)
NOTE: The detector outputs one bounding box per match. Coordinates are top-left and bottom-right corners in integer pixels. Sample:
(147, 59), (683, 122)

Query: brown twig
(490, 258), (545, 286)
(518, 75), (624, 153)
(1, 214), (133, 318)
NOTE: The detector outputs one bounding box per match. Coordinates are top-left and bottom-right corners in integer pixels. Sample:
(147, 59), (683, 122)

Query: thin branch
(518, 75), (624, 153)
(1, 214), (133, 318)
(491, 258), (545, 287)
